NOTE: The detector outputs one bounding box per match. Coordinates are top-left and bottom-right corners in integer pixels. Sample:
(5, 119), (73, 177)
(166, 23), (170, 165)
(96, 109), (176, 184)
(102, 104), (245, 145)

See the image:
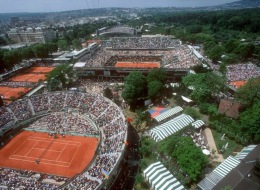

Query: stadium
(0, 91), (127, 189)
(0, 33), (204, 189)
(76, 35), (203, 80)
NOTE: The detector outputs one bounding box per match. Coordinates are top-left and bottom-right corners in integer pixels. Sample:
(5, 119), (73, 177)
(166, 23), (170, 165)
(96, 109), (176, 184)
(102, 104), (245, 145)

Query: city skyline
(0, 0), (240, 13)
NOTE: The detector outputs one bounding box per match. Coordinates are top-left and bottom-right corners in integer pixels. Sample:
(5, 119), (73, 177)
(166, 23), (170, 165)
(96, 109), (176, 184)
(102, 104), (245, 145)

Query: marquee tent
(144, 161), (186, 190)
(153, 106), (183, 123)
(149, 114), (194, 142)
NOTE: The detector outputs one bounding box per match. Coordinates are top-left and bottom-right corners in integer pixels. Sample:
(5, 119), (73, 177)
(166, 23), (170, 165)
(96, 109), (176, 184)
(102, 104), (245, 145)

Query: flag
(101, 168), (109, 179)
(127, 118), (133, 122)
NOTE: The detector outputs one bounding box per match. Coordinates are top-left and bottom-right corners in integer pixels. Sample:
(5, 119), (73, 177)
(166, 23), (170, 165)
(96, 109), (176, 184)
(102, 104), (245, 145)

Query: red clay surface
(10, 73), (47, 82)
(28, 67), (55, 73)
(115, 62), (160, 68)
(229, 81), (247, 88)
(0, 131), (98, 178)
(0, 86), (31, 99)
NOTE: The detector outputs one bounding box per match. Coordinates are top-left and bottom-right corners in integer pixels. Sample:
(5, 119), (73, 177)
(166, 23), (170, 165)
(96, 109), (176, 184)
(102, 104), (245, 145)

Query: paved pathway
(204, 128), (224, 163)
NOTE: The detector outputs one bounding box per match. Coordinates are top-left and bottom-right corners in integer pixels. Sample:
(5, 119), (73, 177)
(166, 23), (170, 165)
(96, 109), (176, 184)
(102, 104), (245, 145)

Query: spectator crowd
(78, 36), (201, 69)
(0, 91), (128, 189)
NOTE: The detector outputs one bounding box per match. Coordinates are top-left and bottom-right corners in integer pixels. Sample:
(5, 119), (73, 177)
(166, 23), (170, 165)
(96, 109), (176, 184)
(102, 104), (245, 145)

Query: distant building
(218, 99), (242, 119)
(8, 27), (56, 44)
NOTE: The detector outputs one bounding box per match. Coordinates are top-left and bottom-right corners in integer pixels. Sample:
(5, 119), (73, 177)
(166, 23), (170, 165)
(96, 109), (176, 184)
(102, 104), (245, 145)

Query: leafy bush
(184, 107), (201, 120)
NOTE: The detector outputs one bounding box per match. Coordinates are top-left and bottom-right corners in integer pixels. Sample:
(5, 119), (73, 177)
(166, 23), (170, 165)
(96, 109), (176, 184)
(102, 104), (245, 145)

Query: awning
(154, 106), (183, 122)
(192, 120), (205, 129)
(198, 156), (240, 190)
(181, 96), (193, 103)
(149, 114), (194, 142)
(144, 161), (186, 190)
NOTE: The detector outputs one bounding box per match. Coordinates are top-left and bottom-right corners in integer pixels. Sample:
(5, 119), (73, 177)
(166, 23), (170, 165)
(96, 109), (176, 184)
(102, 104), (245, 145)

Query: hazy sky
(0, 0), (240, 13)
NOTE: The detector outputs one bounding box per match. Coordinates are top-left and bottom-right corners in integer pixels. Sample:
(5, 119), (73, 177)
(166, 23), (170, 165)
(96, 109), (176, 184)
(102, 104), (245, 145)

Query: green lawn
(211, 129), (243, 159)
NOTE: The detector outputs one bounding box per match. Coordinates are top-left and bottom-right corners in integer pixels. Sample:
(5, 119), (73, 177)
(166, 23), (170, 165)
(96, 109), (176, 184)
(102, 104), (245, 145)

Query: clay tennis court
(115, 62), (160, 68)
(0, 131), (99, 178)
(229, 81), (247, 88)
(28, 67), (55, 73)
(0, 86), (31, 99)
(10, 73), (47, 82)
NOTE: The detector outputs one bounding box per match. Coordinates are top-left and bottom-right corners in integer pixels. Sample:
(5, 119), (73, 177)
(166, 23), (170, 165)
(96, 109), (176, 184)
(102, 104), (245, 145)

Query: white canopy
(154, 106), (183, 123)
(144, 161), (186, 190)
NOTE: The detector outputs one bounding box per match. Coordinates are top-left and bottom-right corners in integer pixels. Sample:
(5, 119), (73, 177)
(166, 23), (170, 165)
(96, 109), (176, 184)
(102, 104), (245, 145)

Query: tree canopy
(158, 135), (208, 182)
(182, 72), (226, 103)
(235, 76), (260, 108)
(122, 71), (147, 110)
(46, 64), (76, 91)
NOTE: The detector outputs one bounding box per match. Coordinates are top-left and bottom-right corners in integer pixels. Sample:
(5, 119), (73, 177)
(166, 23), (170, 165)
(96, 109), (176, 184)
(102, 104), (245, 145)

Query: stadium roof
(192, 120), (205, 129)
(197, 156), (241, 190)
(74, 62), (86, 68)
(144, 161), (186, 190)
(149, 114), (194, 142)
(153, 106), (183, 123)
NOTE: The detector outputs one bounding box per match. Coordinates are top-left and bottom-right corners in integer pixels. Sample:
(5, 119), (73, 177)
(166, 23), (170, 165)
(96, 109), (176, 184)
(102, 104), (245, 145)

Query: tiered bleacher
(79, 36), (201, 69)
(0, 91), (128, 189)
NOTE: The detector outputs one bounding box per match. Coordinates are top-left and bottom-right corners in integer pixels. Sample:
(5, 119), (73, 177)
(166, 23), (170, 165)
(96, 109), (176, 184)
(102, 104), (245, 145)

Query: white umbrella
(202, 149), (210, 155)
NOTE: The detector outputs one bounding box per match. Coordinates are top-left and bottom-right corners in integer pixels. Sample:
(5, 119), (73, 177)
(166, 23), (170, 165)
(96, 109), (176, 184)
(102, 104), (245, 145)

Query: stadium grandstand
(0, 91), (128, 189)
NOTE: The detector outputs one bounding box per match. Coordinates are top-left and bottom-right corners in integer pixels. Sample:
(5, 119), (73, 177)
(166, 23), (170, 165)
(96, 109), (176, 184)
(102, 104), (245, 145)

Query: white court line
(68, 143), (80, 167)
(11, 139), (36, 156)
(24, 140), (39, 157)
(9, 154), (70, 164)
(8, 157), (70, 167)
(28, 136), (81, 144)
(55, 144), (67, 161)
(31, 147), (62, 152)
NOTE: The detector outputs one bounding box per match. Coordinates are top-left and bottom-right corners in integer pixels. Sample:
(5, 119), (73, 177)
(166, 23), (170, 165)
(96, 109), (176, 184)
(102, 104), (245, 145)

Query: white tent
(154, 106), (183, 123)
(144, 161), (186, 190)
(150, 114), (194, 142)
(192, 120), (205, 129)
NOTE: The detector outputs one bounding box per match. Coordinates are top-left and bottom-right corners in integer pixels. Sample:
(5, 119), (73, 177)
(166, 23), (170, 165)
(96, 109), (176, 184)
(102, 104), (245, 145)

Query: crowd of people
(226, 63), (260, 82)
(106, 37), (180, 49)
(0, 91), (128, 189)
(0, 168), (66, 189)
(99, 26), (135, 35)
(78, 37), (201, 69)
(28, 111), (99, 136)
(0, 81), (35, 88)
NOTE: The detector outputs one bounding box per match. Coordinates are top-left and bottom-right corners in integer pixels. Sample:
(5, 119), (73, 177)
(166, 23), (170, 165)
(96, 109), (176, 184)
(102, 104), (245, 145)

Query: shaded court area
(28, 67), (55, 73)
(115, 62), (160, 68)
(0, 131), (99, 178)
(10, 73), (47, 82)
(0, 86), (31, 99)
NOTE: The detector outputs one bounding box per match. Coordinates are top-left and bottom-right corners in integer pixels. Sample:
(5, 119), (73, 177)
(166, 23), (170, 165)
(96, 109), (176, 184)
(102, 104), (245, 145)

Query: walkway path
(204, 128), (224, 163)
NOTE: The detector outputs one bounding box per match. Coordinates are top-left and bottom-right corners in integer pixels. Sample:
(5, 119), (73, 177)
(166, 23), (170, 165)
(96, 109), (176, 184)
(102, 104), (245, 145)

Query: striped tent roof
(144, 161), (186, 190)
(154, 106), (183, 122)
(192, 120), (205, 129)
(234, 144), (257, 160)
(197, 156), (240, 190)
(149, 114), (194, 142)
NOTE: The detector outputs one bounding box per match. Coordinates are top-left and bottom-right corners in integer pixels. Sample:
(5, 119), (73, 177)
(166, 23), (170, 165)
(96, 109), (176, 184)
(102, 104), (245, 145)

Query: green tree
(148, 81), (163, 101)
(182, 72), (226, 103)
(208, 45), (225, 62)
(33, 44), (49, 59)
(58, 39), (68, 51)
(239, 101), (260, 142)
(122, 71), (147, 110)
(47, 64), (76, 91)
(103, 87), (113, 100)
(147, 68), (167, 84)
(72, 39), (82, 50)
(183, 107), (201, 120)
(235, 77), (260, 108)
